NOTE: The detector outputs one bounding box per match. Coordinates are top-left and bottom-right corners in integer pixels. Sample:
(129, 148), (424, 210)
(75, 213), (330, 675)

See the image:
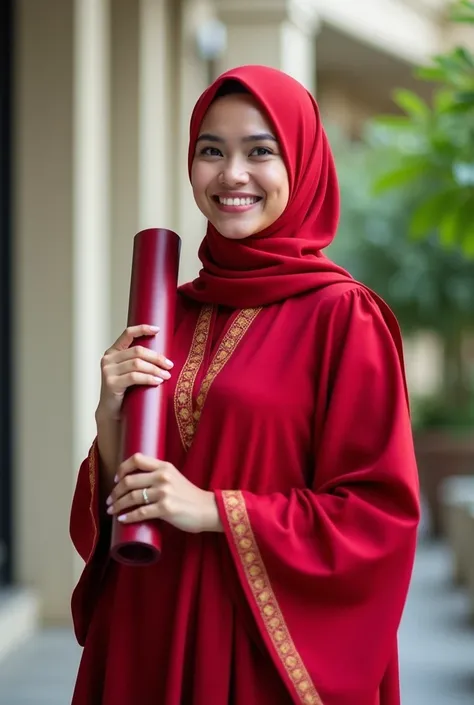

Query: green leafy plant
(370, 0), (474, 254)
(327, 126), (474, 430)
(410, 392), (474, 433)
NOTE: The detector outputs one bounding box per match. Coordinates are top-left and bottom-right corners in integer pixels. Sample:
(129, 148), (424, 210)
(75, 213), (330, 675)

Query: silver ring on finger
(142, 488), (151, 505)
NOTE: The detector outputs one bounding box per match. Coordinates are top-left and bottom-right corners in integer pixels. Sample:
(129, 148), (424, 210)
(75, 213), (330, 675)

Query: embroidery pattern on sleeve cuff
(222, 490), (323, 705)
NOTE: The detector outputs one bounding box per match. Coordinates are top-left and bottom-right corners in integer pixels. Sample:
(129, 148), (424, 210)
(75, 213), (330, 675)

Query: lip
(212, 192), (263, 214)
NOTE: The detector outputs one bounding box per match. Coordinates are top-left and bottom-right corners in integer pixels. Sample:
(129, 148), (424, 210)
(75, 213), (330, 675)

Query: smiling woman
(191, 88), (289, 240)
(70, 65), (419, 705)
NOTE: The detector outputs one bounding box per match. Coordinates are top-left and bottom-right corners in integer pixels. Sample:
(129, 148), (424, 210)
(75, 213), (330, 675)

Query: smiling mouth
(213, 195), (262, 207)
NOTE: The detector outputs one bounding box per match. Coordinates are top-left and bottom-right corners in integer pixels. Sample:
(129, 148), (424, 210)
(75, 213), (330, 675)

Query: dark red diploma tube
(110, 228), (181, 566)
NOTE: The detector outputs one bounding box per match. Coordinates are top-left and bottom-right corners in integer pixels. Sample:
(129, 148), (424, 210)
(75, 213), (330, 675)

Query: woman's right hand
(96, 324), (174, 421)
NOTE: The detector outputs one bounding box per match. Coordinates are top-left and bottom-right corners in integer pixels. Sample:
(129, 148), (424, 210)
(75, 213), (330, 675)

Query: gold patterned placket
(174, 306), (262, 451)
(174, 305), (213, 451)
(222, 490), (323, 705)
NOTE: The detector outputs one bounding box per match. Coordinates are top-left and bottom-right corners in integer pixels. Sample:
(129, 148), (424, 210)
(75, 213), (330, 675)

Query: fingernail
(118, 514), (127, 522)
(107, 506), (113, 514)
(149, 326), (159, 332)
(106, 495), (112, 505)
(165, 359), (174, 368)
(114, 474), (118, 483)
(162, 371), (171, 380)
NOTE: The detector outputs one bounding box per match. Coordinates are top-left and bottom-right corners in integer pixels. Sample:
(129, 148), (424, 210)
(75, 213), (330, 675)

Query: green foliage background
(371, 0), (474, 254)
(324, 1), (474, 429)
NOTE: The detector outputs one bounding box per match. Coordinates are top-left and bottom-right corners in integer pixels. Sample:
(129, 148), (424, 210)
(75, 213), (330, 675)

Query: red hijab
(179, 64), (352, 308)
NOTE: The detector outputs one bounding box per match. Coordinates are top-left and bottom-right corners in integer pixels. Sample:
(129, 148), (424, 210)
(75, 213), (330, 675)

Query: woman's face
(191, 93), (290, 240)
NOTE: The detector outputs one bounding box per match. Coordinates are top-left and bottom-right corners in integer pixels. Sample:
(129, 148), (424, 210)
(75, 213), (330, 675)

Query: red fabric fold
(212, 287), (419, 705)
(69, 440), (111, 646)
(70, 440), (100, 565)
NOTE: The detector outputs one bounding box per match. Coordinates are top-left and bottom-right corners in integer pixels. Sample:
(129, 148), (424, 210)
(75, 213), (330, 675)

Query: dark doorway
(0, 0), (13, 585)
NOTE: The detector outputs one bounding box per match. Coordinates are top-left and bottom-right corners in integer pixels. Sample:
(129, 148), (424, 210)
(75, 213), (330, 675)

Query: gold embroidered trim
(174, 306), (261, 451)
(194, 306), (261, 423)
(222, 490), (323, 705)
(87, 440), (99, 563)
(174, 305), (213, 450)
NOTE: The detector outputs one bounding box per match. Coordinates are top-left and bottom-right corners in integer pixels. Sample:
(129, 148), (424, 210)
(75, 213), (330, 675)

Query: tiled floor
(0, 540), (473, 704)
(0, 627), (81, 705)
(399, 541), (474, 704)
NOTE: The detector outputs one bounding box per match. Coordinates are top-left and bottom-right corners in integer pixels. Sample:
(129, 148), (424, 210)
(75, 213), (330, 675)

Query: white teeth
(218, 196), (259, 207)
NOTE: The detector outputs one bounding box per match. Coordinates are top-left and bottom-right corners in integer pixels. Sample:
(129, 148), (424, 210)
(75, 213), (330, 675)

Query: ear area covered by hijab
(180, 64), (353, 309)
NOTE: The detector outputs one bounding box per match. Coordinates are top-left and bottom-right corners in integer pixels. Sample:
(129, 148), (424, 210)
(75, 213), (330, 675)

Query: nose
(219, 156), (249, 187)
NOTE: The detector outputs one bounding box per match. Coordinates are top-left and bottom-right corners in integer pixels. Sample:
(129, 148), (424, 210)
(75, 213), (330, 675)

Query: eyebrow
(196, 132), (278, 144)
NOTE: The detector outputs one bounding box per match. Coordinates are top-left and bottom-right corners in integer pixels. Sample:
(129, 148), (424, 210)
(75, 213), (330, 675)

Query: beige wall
(110, 0), (212, 337)
(215, 0), (319, 93)
(11, 0), (209, 625)
(315, 0), (444, 64)
(14, 0), (77, 622)
(14, 0), (113, 622)
(318, 78), (380, 138)
(10, 0), (453, 628)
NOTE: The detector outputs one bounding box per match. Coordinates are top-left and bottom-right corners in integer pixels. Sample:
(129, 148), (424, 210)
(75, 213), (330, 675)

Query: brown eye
(250, 147), (273, 157)
(200, 147), (222, 157)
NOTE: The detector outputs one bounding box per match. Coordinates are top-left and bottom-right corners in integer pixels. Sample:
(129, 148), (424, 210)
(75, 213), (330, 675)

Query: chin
(212, 220), (259, 241)
(219, 230), (254, 241)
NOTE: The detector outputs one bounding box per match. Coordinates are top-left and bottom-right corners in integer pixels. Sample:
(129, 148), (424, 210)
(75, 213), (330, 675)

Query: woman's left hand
(106, 453), (223, 533)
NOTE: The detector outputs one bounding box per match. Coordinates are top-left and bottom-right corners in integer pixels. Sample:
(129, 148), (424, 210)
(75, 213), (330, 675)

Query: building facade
(0, 0), (459, 657)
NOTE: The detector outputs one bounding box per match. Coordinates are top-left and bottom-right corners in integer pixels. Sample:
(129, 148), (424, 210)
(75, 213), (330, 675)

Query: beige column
(72, 0), (111, 497)
(110, 0), (140, 337)
(109, 0), (182, 334)
(13, 0), (110, 623)
(176, 0), (215, 285)
(214, 0), (320, 94)
(138, 0), (177, 231)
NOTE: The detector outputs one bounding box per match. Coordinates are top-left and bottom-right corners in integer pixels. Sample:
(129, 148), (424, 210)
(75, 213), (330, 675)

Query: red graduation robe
(70, 282), (419, 705)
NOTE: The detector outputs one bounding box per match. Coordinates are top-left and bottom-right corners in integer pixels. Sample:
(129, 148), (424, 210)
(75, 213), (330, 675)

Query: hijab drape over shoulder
(180, 64), (351, 309)
(70, 65), (419, 705)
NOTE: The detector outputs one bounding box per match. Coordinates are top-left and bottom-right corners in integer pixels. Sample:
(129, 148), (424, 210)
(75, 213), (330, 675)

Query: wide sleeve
(214, 288), (420, 705)
(69, 438), (112, 645)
